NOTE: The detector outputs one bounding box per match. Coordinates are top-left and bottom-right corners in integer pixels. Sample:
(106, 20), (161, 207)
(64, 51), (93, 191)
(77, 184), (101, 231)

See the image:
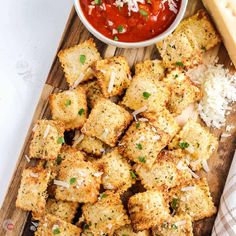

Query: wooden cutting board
(1, 0), (236, 235)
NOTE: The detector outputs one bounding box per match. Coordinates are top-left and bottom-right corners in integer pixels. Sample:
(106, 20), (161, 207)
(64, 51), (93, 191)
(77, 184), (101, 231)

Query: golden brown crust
(114, 224), (150, 236)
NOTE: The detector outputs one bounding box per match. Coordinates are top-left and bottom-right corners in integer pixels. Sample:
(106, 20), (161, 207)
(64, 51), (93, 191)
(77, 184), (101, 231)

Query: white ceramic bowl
(73, 0), (188, 48)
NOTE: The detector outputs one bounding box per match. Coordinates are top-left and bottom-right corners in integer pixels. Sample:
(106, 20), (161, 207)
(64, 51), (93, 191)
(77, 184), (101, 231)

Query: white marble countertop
(0, 0), (72, 207)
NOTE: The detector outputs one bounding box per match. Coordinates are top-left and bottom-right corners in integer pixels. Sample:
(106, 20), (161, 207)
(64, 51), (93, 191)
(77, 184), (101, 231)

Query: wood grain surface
(1, 1), (236, 235)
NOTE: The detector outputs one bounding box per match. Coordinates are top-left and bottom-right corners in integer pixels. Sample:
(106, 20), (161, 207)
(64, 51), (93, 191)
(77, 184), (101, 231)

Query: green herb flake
(94, 0), (101, 5)
(172, 224), (178, 230)
(143, 92), (151, 99)
(179, 141), (189, 149)
(174, 74), (178, 78)
(147, 0), (152, 4)
(201, 46), (206, 51)
(117, 25), (124, 33)
(56, 155), (62, 165)
(139, 9), (148, 16)
(171, 197), (180, 210)
(122, 234), (129, 236)
(100, 193), (107, 199)
(53, 228), (60, 234)
(175, 61), (184, 67)
(80, 54), (86, 64)
(57, 136), (65, 144)
(114, 36), (119, 41)
(138, 156), (146, 163)
(70, 177), (77, 185)
(136, 122), (140, 129)
(130, 170), (136, 179)
(78, 108), (85, 116)
(65, 99), (71, 107)
(136, 143), (143, 150)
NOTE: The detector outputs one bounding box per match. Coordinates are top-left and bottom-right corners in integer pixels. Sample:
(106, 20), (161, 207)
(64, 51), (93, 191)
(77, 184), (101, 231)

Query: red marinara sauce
(80, 0), (181, 42)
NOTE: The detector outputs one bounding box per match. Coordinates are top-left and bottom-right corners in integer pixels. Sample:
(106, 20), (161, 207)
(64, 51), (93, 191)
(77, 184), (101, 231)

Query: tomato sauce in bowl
(80, 0), (181, 42)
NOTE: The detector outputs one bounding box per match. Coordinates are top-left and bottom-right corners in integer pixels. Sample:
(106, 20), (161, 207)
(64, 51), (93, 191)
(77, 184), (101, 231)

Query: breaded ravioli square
(49, 88), (87, 130)
(169, 178), (217, 221)
(45, 198), (79, 223)
(29, 120), (65, 160)
(163, 69), (202, 115)
(169, 120), (218, 171)
(128, 190), (170, 231)
(114, 224), (150, 236)
(135, 59), (165, 79)
(156, 30), (202, 68)
(98, 148), (134, 192)
(134, 150), (192, 190)
(82, 191), (130, 236)
(73, 131), (107, 156)
(35, 214), (81, 236)
(119, 121), (170, 168)
(152, 214), (193, 236)
(80, 80), (104, 108)
(94, 56), (131, 97)
(121, 75), (170, 116)
(178, 10), (221, 51)
(16, 166), (51, 215)
(144, 108), (180, 139)
(55, 157), (101, 203)
(81, 98), (133, 147)
(58, 39), (100, 87)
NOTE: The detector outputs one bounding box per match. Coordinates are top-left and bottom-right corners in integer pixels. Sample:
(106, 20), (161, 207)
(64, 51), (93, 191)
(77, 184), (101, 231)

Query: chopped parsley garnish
(171, 197), (180, 210)
(122, 234), (129, 236)
(130, 170), (136, 179)
(161, 222), (169, 229)
(53, 228), (60, 234)
(179, 141), (189, 149)
(65, 99), (71, 107)
(201, 46), (206, 51)
(138, 156), (146, 163)
(100, 193), (107, 199)
(136, 143), (143, 150)
(78, 108), (85, 116)
(175, 61), (184, 67)
(94, 0), (101, 5)
(70, 177), (77, 185)
(196, 142), (200, 148)
(172, 224), (178, 230)
(114, 36), (119, 41)
(117, 25), (124, 33)
(57, 136), (65, 144)
(174, 74), (178, 78)
(56, 155), (62, 165)
(143, 91), (151, 99)
(83, 222), (91, 229)
(139, 9), (148, 16)
(80, 54), (86, 64)
(136, 122), (140, 129)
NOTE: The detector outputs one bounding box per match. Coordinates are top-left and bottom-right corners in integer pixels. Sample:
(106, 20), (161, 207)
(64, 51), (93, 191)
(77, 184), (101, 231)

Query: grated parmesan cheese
(72, 72), (85, 88)
(188, 64), (236, 128)
(202, 160), (210, 173)
(43, 125), (51, 139)
(54, 179), (70, 188)
(181, 186), (195, 191)
(108, 72), (116, 93)
(132, 105), (148, 120)
(175, 220), (186, 226)
(73, 133), (84, 147)
(24, 154), (30, 163)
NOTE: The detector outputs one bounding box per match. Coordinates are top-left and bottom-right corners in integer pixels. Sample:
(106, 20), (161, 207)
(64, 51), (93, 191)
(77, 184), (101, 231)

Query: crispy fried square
(80, 80), (104, 108)
(169, 120), (218, 171)
(29, 120), (65, 160)
(55, 157), (101, 203)
(16, 166), (51, 215)
(144, 108), (180, 138)
(163, 69), (202, 115)
(178, 10), (221, 51)
(135, 59), (165, 79)
(156, 29), (202, 68)
(45, 198), (79, 223)
(114, 224), (150, 236)
(128, 190), (170, 231)
(134, 150), (192, 190)
(49, 88), (87, 130)
(98, 148), (134, 192)
(58, 39), (100, 87)
(73, 131), (107, 156)
(81, 98), (133, 147)
(152, 214), (193, 236)
(119, 121), (170, 168)
(94, 56), (131, 97)
(169, 178), (217, 221)
(121, 75), (170, 116)
(82, 191), (130, 235)
(35, 214), (81, 236)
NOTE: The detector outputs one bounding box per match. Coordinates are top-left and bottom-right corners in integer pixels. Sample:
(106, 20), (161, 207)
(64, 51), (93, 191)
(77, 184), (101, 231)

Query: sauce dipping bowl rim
(73, 0), (188, 48)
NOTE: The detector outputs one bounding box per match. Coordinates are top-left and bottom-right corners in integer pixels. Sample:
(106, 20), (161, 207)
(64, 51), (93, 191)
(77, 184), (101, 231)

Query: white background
(0, 0), (72, 207)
